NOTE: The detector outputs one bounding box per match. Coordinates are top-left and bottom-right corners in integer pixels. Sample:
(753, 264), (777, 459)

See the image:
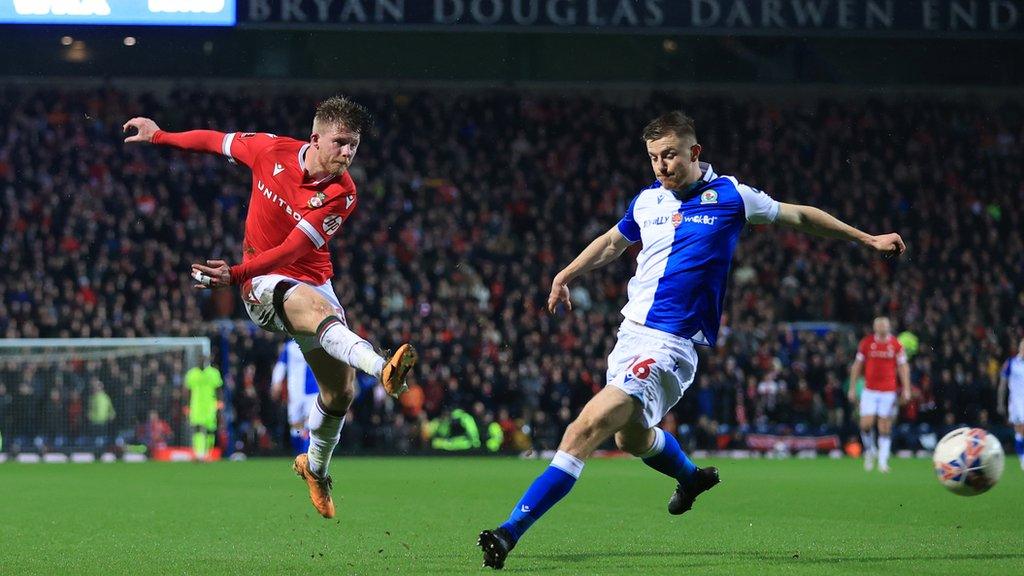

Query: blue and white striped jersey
(272, 340), (319, 399)
(1003, 356), (1024, 401)
(617, 163), (779, 346)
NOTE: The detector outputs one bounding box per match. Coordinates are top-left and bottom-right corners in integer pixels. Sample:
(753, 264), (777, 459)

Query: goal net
(0, 338), (211, 456)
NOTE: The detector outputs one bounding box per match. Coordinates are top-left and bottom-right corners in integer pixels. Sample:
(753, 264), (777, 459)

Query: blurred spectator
(791, 379), (815, 424)
(40, 388), (66, 449)
(428, 408), (481, 451)
(87, 379), (115, 443)
(138, 409), (172, 453)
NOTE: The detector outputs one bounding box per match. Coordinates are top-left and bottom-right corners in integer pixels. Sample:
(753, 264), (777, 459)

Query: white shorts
(1009, 397), (1024, 425)
(859, 389), (897, 419)
(288, 393), (319, 428)
(242, 274), (347, 354)
(606, 321), (699, 429)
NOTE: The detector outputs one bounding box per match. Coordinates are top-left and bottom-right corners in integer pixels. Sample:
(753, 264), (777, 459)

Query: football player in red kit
(848, 316), (911, 473)
(123, 96), (417, 519)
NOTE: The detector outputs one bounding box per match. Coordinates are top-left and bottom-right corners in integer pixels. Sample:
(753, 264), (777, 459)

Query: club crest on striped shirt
(671, 213), (682, 227)
(700, 190), (718, 204)
(308, 191), (327, 208)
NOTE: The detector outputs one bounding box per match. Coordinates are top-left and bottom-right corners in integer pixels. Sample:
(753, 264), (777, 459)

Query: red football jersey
(224, 132), (357, 286)
(856, 335), (907, 392)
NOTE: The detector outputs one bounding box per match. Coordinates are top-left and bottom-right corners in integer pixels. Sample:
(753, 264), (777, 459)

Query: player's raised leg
(292, 348), (354, 519)
(615, 421), (719, 515)
(282, 284), (417, 396)
(478, 386), (636, 570)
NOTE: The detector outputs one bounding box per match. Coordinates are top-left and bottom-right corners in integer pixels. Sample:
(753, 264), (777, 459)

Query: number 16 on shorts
(627, 356), (657, 381)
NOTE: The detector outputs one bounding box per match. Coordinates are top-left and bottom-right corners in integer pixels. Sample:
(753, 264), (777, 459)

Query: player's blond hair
(313, 96), (374, 135)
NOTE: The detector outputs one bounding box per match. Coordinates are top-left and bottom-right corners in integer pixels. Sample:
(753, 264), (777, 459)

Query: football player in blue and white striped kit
(271, 339), (321, 455)
(997, 337), (1024, 471)
(478, 111), (906, 569)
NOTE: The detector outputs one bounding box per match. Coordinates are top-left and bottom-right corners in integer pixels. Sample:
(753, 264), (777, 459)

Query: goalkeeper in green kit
(185, 356), (223, 461)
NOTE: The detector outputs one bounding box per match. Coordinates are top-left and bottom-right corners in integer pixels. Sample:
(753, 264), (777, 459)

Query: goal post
(0, 338), (211, 457)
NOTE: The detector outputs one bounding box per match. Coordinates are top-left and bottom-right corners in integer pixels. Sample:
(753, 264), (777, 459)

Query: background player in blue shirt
(997, 337), (1024, 470)
(478, 111), (906, 569)
(271, 340), (321, 456)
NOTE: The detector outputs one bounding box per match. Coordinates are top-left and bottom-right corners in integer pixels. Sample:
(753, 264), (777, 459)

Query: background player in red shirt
(847, 316), (911, 473)
(123, 96), (417, 519)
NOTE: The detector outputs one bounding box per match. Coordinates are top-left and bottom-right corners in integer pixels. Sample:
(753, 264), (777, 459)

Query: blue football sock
(641, 428), (698, 485)
(1015, 433), (1023, 459)
(290, 429), (310, 456)
(499, 451), (584, 543)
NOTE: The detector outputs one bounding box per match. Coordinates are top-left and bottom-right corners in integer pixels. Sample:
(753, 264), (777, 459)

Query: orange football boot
(293, 454), (335, 519)
(381, 343), (418, 398)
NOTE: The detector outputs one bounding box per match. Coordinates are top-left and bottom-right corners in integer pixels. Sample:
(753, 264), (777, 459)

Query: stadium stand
(0, 86), (1021, 454)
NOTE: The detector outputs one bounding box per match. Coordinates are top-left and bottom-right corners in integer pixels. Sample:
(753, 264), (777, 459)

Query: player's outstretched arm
(775, 202), (906, 257)
(124, 116), (227, 155)
(190, 227), (317, 289)
(548, 226), (632, 313)
(122, 117), (161, 143)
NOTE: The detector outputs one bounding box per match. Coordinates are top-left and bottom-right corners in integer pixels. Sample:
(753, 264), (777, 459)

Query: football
(932, 428), (1005, 496)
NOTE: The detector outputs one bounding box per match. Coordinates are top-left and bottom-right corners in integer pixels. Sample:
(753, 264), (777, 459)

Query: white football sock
(878, 435), (892, 468)
(317, 317), (385, 378)
(550, 450), (585, 479)
(306, 397), (345, 478)
(639, 427), (667, 459)
(861, 430), (877, 455)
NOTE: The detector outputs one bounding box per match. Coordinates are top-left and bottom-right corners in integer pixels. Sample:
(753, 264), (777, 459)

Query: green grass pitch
(1, 456), (1021, 575)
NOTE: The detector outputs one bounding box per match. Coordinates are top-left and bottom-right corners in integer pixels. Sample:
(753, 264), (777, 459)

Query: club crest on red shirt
(308, 191), (327, 208)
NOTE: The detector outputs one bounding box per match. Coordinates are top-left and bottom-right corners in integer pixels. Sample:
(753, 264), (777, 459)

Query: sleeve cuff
(296, 219), (326, 248)
(617, 220), (640, 244)
(221, 132), (236, 164)
(229, 265), (244, 285)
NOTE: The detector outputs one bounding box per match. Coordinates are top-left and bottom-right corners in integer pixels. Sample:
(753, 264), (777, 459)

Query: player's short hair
(642, 111), (697, 143)
(313, 95), (374, 135)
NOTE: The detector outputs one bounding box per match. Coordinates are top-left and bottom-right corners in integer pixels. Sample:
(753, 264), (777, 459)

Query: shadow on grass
(408, 548), (1024, 573)
(526, 549), (1024, 565)
(794, 552), (1024, 564)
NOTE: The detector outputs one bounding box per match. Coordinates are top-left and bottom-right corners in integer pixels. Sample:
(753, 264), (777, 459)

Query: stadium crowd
(0, 86), (1021, 454)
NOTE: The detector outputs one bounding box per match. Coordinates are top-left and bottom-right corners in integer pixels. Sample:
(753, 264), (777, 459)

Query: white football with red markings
(932, 427), (1004, 496)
